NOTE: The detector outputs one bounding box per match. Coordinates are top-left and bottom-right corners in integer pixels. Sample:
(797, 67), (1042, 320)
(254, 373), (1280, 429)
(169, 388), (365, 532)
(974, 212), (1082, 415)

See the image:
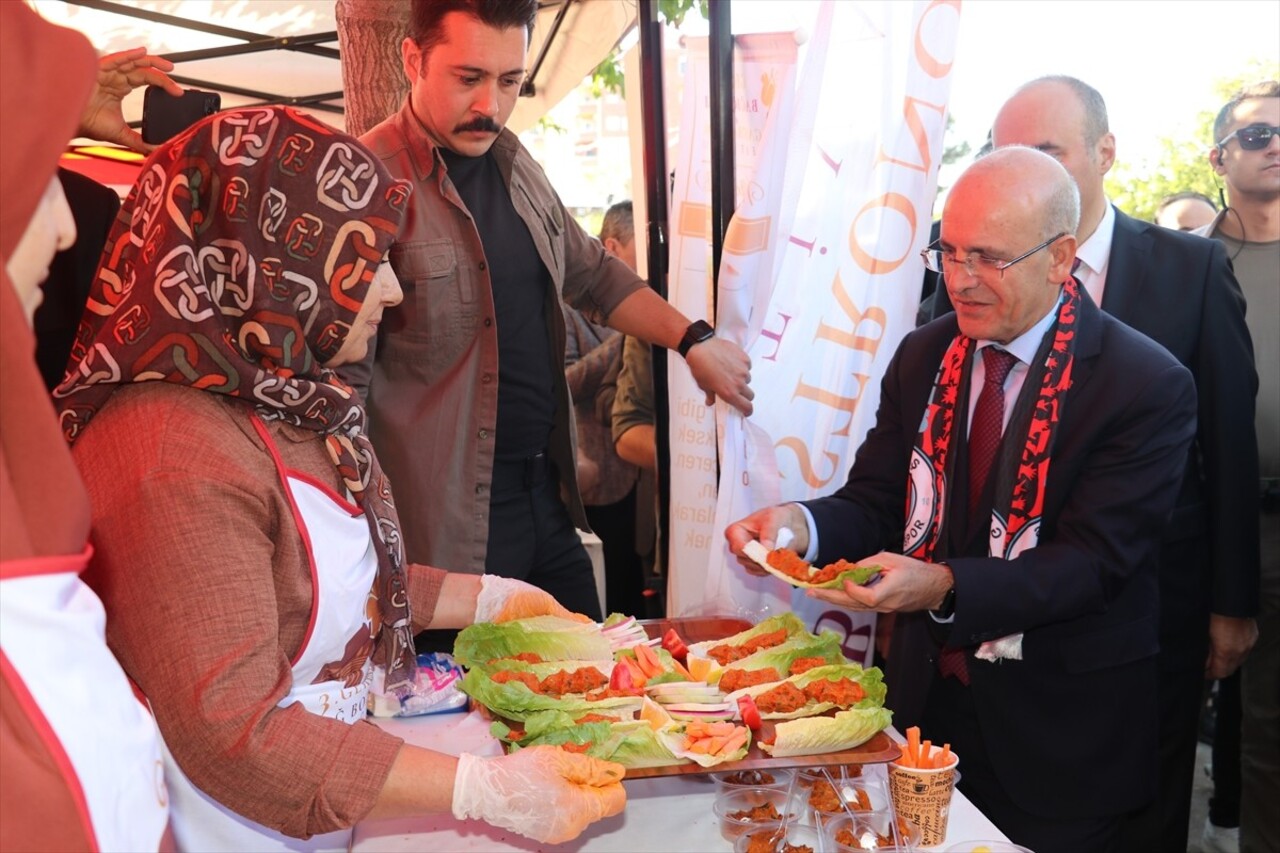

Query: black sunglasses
(1217, 124), (1280, 151)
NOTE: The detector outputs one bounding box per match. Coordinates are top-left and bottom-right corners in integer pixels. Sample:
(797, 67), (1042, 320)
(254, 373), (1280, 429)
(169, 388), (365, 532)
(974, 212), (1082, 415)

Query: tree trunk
(336, 0), (411, 138)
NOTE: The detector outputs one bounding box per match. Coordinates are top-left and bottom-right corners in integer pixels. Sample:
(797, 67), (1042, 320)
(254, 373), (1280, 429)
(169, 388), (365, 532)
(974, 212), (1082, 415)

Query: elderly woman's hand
(473, 575), (593, 624)
(452, 746), (626, 843)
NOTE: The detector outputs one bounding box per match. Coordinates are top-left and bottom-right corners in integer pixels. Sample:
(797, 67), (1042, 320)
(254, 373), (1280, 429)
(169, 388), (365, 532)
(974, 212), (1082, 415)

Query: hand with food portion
(452, 745), (626, 844)
(725, 504), (811, 574)
(806, 552), (953, 614)
(474, 574), (594, 624)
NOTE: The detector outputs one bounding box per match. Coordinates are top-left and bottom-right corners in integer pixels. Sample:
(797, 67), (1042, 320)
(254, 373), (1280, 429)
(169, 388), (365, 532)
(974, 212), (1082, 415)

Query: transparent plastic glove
(474, 574), (592, 624)
(451, 747), (627, 843)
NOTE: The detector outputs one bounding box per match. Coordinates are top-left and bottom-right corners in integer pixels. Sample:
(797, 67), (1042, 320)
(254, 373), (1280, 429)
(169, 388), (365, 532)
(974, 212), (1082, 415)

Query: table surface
(353, 710), (1010, 852)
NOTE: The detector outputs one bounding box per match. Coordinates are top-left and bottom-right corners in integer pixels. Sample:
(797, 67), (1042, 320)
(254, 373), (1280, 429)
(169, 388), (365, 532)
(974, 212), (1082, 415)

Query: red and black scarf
(904, 278), (1080, 659)
(54, 106), (419, 693)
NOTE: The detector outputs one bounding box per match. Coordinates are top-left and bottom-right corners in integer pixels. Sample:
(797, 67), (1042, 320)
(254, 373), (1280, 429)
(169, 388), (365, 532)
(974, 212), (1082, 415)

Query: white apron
(0, 546), (170, 852)
(162, 419), (380, 852)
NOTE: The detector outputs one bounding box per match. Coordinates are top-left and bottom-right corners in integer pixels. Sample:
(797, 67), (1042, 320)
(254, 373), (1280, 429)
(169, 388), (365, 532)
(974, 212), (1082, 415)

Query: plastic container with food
(712, 767), (797, 792)
(824, 812), (922, 851)
(712, 787), (796, 843)
(943, 842), (1033, 853)
(805, 776), (891, 827)
(733, 822), (824, 853)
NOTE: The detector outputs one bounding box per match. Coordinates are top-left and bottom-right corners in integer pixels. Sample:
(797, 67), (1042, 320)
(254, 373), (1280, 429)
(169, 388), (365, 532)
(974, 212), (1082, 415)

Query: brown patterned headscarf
(54, 106), (419, 693)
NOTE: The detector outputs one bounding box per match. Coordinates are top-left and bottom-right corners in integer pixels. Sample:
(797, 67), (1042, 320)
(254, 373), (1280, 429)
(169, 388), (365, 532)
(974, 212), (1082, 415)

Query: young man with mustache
(347, 0), (754, 622)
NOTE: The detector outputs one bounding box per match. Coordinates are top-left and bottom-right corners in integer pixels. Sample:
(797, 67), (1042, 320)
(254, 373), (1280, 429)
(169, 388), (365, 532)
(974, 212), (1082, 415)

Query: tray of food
(452, 612), (900, 779)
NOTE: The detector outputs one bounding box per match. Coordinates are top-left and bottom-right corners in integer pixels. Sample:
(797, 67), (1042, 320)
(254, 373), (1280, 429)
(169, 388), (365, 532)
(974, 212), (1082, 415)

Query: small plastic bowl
(943, 842), (1033, 853)
(713, 767), (797, 792)
(806, 778), (891, 827)
(713, 787), (795, 843)
(825, 813), (922, 851)
(733, 822), (824, 853)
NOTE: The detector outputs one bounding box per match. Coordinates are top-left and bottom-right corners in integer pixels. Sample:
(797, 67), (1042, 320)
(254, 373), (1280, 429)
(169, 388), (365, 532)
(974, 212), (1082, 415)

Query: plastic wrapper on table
(369, 652), (469, 718)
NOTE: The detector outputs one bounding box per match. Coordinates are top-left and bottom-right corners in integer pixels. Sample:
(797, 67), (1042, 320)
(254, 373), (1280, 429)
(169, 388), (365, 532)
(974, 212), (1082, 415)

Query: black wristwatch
(677, 320), (715, 358)
(936, 585), (957, 619)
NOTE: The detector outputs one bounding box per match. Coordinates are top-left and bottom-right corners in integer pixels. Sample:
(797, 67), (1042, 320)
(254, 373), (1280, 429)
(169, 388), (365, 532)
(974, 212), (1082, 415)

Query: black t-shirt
(439, 147), (555, 459)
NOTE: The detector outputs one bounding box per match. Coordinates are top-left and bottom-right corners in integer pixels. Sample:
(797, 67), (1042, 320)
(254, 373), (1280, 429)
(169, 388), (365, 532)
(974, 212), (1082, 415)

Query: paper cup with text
(887, 746), (959, 847)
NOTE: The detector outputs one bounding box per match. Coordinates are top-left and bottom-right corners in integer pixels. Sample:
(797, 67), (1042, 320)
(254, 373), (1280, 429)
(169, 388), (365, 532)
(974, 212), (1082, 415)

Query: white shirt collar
(976, 290), (1063, 367)
(1074, 200), (1116, 278)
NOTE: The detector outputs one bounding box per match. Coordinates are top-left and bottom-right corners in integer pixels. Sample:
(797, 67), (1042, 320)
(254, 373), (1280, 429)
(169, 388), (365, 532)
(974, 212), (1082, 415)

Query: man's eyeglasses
(1217, 124), (1280, 151)
(921, 232), (1068, 277)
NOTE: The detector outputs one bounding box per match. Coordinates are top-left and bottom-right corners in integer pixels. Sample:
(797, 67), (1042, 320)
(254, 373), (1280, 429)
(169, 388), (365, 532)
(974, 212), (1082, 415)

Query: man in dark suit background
(927, 77), (1260, 852)
(727, 147), (1197, 852)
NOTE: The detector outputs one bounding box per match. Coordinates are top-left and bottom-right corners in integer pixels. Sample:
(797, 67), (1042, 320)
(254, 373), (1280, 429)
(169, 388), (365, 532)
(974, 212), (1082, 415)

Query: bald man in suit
(927, 76), (1259, 853)
(728, 147), (1197, 852)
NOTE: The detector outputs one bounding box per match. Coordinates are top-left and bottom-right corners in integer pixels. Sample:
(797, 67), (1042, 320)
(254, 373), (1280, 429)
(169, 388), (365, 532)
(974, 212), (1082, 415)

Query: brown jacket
(346, 100), (646, 572)
(74, 384), (447, 838)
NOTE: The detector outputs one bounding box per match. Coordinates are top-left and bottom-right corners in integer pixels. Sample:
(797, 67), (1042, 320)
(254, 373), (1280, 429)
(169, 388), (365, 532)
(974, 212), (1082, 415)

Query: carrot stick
(905, 726), (921, 767)
(938, 743), (952, 769)
(921, 739), (932, 767)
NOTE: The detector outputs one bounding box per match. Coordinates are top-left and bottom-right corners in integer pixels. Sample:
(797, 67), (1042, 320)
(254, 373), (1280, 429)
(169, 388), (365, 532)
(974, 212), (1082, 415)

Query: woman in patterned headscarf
(56, 105), (625, 851)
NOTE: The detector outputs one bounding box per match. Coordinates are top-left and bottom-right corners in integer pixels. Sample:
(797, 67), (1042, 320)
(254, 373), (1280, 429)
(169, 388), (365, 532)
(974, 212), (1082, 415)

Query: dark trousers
(922, 674), (1128, 853)
(1117, 543), (1213, 851)
(485, 452), (603, 621)
(584, 486), (646, 617)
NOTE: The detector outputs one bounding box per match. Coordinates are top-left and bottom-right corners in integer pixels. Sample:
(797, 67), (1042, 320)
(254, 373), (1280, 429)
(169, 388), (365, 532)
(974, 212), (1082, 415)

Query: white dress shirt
(1072, 201), (1116, 307)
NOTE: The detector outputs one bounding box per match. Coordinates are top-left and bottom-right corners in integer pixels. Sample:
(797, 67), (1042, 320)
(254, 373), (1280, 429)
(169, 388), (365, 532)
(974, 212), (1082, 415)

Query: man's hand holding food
(805, 552), (953, 614)
(725, 503), (810, 575)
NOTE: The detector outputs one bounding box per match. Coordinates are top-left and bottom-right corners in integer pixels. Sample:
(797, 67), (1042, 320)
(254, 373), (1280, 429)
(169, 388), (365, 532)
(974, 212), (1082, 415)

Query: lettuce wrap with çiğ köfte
(724, 663), (888, 719)
(491, 707), (682, 770)
(452, 615), (612, 669)
(758, 705), (894, 757)
(459, 658), (644, 722)
(710, 631), (848, 692)
(685, 612), (809, 665)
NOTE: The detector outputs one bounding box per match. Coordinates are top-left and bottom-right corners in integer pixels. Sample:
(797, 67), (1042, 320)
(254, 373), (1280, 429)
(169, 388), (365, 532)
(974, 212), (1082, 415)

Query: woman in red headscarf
(54, 104), (625, 851)
(0, 5), (172, 851)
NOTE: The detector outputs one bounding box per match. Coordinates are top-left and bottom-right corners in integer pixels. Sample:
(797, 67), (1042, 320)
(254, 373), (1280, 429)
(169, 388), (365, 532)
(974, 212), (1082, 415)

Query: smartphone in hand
(141, 86), (221, 145)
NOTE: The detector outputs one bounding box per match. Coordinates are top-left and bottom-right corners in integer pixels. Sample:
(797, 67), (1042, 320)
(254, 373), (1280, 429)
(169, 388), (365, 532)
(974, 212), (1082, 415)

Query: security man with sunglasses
(1196, 81), (1280, 853)
(927, 75), (1260, 853)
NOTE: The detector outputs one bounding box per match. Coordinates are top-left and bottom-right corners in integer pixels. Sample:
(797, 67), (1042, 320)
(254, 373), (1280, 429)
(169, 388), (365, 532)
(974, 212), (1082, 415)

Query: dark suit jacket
(805, 294), (1197, 819)
(929, 208), (1260, 666)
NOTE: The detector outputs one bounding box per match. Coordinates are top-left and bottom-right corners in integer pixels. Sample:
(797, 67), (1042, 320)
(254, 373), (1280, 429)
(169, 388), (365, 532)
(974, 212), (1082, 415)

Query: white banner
(666, 33), (803, 618)
(677, 0), (962, 662)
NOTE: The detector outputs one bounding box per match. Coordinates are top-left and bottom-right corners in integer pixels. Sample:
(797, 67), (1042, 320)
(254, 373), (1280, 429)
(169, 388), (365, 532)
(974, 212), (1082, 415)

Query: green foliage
(1105, 60), (1279, 222)
(588, 0), (709, 97)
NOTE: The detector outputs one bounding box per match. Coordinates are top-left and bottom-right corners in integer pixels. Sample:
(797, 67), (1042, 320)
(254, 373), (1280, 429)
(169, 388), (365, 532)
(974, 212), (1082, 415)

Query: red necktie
(967, 346), (1018, 518)
(939, 346), (1018, 685)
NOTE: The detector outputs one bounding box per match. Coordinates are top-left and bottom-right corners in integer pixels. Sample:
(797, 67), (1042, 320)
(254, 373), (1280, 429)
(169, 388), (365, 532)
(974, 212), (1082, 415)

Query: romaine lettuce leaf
(685, 612), (807, 660)
(759, 706), (893, 757)
(511, 719), (681, 769)
(453, 616), (612, 669)
(716, 631), (846, 681)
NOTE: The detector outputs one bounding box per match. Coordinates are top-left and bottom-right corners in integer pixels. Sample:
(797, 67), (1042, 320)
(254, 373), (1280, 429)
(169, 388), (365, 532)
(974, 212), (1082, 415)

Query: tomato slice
(661, 628), (690, 662)
(737, 694), (763, 731)
(609, 659), (635, 692)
